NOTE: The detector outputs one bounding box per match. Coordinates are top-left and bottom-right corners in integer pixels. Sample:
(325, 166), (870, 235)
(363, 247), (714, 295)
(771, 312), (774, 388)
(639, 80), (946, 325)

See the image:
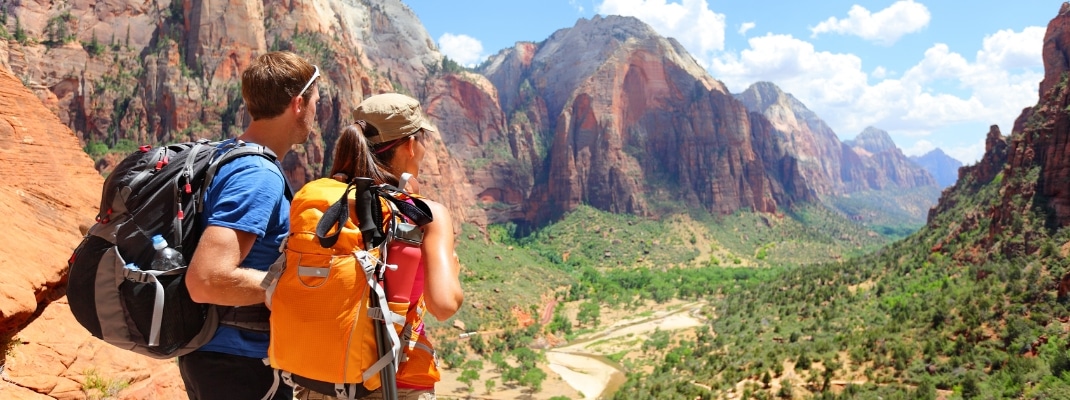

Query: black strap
(315, 179), (435, 250)
(217, 304), (271, 333)
(377, 189), (433, 227)
(354, 178), (385, 249)
(316, 177), (388, 249)
(199, 142), (290, 215)
(316, 179), (359, 248)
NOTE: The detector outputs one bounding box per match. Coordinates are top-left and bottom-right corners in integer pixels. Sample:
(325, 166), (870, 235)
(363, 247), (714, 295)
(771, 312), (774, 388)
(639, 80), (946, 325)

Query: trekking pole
(353, 178), (398, 400)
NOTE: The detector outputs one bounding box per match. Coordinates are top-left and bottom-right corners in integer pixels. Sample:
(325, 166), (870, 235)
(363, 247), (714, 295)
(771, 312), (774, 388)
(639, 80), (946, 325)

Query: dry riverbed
(438, 300), (707, 399)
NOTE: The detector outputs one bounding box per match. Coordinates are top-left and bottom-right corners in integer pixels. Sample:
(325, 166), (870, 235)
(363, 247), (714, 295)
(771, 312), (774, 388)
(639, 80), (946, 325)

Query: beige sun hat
(352, 93), (436, 144)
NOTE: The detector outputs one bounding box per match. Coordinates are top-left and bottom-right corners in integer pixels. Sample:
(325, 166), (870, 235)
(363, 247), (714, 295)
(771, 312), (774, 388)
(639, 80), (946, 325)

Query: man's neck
(239, 119), (293, 159)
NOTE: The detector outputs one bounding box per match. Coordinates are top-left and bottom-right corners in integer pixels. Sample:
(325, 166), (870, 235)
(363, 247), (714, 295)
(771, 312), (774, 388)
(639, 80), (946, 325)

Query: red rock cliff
(0, 67), (182, 399)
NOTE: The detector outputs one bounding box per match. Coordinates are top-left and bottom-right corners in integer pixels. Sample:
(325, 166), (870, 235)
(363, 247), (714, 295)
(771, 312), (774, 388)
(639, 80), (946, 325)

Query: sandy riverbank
(543, 303), (706, 399)
(438, 302), (706, 399)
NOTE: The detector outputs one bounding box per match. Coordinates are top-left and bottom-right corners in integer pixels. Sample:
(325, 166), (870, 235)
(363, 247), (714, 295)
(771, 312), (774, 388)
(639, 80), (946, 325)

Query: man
(180, 51), (320, 400)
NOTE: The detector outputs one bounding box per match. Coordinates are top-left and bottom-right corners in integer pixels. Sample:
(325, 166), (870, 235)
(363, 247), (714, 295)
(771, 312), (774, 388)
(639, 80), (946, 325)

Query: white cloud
(569, 0), (586, 13)
(710, 26), (1043, 153)
(710, 34), (868, 106)
(593, 0), (1039, 165)
(597, 0), (726, 65)
(872, 66), (888, 79)
(945, 139), (986, 165)
(438, 33), (485, 67)
(978, 27), (1045, 70)
(810, 0), (930, 46)
(738, 22), (755, 36)
(902, 139), (935, 157)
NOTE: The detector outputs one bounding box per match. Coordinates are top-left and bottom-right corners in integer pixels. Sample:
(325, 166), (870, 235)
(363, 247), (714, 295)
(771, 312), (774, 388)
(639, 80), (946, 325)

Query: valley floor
(437, 300), (706, 399)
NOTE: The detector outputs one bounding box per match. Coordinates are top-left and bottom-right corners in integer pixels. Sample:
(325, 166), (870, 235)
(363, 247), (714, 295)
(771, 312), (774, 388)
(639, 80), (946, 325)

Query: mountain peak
(736, 81), (790, 110)
(484, 11), (722, 120)
(851, 127), (898, 153)
(910, 148), (963, 188)
(922, 148), (949, 158)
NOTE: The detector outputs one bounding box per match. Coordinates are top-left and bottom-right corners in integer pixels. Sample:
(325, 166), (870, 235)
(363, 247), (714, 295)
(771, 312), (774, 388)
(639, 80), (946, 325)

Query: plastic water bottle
(150, 235), (185, 271)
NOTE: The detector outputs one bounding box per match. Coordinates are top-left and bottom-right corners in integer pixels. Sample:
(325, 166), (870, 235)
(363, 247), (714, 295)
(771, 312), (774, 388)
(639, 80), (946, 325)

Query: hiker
(180, 51), (320, 400)
(298, 93), (463, 400)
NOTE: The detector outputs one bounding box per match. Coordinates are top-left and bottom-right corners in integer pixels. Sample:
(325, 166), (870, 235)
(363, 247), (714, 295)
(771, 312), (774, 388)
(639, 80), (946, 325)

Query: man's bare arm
(186, 225), (269, 306)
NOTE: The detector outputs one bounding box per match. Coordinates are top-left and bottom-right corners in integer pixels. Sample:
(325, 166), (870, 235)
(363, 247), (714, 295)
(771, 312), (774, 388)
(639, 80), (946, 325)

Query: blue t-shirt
(197, 141), (289, 358)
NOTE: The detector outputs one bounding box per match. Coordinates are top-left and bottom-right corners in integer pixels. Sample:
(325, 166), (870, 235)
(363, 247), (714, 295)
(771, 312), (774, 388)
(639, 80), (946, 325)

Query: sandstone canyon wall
(0, 67), (183, 399)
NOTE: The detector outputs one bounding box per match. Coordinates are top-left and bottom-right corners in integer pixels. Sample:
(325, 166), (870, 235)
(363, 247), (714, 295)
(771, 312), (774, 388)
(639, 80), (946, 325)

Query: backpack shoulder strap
(375, 186), (433, 227)
(199, 142), (292, 213)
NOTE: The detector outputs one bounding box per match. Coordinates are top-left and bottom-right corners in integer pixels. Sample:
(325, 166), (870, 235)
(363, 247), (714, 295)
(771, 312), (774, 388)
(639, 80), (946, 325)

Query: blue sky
(403, 0), (1057, 164)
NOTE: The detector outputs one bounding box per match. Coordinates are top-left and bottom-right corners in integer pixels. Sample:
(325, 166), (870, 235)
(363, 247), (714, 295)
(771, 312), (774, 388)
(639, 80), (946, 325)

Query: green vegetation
(271, 30), (337, 71)
(13, 16), (28, 44)
(427, 55), (466, 75)
(825, 186), (941, 240)
(82, 34), (105, 57)
(439, 197), (912, 397)
(82, 368), (130, 399)
(44, 11), (77, 46)
(0, 11), (9, 40)
(2, 333), (20, 369)
(443, 222), (568, 333)
(604, 145), (1070, 398)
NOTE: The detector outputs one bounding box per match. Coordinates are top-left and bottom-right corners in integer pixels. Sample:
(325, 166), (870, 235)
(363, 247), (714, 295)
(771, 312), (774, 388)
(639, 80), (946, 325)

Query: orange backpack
(262, 177), (435, 399)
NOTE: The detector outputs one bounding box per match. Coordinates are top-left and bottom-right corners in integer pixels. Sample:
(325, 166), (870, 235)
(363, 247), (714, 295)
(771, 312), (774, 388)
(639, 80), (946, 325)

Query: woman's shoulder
(419, 197), (447, 214)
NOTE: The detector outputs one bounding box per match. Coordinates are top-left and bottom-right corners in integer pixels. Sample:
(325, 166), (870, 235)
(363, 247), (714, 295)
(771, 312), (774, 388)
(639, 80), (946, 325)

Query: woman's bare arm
(420, 199), (464, 321)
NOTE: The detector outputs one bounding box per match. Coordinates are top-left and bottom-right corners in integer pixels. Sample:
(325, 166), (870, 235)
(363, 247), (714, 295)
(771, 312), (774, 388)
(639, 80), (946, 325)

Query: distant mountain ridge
(735, 82), (938, 195)
(733, 82), (939, 226)
(909, 148), (962, 188)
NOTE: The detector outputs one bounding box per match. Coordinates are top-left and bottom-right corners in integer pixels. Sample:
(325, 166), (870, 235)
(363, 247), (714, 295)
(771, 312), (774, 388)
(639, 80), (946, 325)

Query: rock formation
(735, 81), (844, 197)
(0, 0), (478, 226)
(0, 67), (182, 399)
(928, 2), (1070, 255)
(844, 127), (937, 190)
(910, 148), (963, 188)
(481, 15), (801, 226)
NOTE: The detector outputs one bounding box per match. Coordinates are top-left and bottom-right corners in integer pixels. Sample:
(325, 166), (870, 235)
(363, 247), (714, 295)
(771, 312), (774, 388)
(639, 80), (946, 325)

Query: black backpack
(67, 139), (283, 359)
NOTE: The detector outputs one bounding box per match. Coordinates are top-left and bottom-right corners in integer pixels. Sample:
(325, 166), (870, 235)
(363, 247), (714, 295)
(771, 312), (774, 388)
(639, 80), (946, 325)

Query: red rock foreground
(0, 67), (183, 398)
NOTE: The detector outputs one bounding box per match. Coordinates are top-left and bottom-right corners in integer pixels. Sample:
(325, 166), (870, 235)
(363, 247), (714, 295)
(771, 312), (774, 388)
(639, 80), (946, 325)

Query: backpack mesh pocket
(119, 269), (208, 356)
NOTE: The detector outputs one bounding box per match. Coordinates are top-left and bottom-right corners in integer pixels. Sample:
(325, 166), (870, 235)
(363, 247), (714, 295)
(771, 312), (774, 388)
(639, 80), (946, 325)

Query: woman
(303, 94), (463, 400)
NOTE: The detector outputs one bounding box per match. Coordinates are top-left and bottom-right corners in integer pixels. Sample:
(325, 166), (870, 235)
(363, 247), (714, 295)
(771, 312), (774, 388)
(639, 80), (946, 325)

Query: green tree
(777, 379), (793, 398)
(520, 367), (547, 393)
(577, 300), (600, 327)
(548, 305), (572, 335)
(13, 17), (28, 44)
(490, 352), (508, 372)
(82, 33), (104, 57)
(796, 351), (811, 370)
(961, 373), (981, 399)
(458, 360), (481, 393)
(469, 334), (486, 355)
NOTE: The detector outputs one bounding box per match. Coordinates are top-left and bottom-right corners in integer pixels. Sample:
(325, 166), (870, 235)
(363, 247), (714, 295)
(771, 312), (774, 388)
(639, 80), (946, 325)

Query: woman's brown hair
(331, 122), (427, 186)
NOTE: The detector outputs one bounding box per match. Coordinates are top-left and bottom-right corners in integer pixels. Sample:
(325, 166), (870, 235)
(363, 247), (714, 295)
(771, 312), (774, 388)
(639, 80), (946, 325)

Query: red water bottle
(384, 173), (424, 303)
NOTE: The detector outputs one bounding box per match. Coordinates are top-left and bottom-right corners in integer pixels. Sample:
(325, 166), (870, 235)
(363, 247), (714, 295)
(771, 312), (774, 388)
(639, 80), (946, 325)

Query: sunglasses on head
(296, 65), (320, 99)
